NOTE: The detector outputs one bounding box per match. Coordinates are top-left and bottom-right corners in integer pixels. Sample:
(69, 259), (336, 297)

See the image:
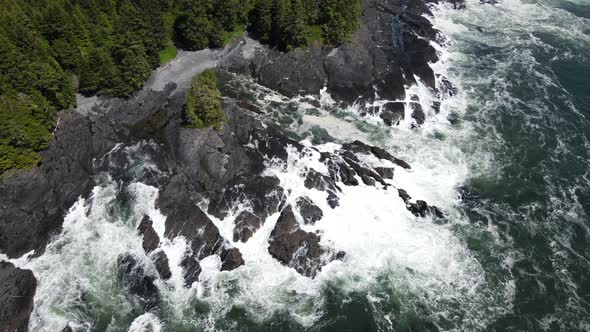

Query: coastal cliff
(0, 0), (464, 329)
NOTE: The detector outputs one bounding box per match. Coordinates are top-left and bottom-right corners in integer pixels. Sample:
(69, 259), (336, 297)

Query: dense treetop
(0, 0), (361, 174)
(185, 69), (225, 130)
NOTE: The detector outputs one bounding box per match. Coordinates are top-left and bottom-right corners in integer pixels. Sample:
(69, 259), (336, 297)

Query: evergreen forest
(0, 0), (361, 173)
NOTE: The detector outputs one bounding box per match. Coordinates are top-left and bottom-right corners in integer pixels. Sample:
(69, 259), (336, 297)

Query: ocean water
(10, 0), (590, 331)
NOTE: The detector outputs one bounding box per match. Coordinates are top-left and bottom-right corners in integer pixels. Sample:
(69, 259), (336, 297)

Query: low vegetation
(185, 70), (225, 130)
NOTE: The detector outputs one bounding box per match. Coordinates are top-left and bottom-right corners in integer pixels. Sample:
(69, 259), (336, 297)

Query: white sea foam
(128, 313), (162, 332)
(7, 1), (541, 330)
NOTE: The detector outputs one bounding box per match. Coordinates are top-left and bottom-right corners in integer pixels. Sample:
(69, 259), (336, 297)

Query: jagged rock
(375, 167), (394, 179)
(160, 189), (224, 262)
(0, 262), (36, 332)
(268, 206), (333, 277)
(0, 84), (178, 259)
(222, 0), (446, 110)
(152, 250), (172, 280)
(116, 254), (159, 310)
(342, 140), (411, 170)
(209, 176), (285, 222)
(410, 102), (426, 125)
(361, 175), (376, 186)
(327, 191), (340, 209)
(375, 69), (406, 101)
(251, 125), (304, 161)
(304, 169), (338, 192)
(380, 110), (396, 127)
(337, 163), (359, 186)
(258, 43), (328, 98)
(159, 184), (245, 283)
(180, 254), (201, 287)
(302, 97), (321, 108)
(432, 206), (445, 218)
(324, 44), (374, 104)
(480, 0), (498, 5)
(398, 189), (412, 203)
(220, 248), (245, 271)
(0, 0), (462, 267)
(238, 98), (263, 114)
(381, 102), (405, 126)
(341, 156), (386, 186)
(438, 76), (459, 98)
(444, 0), (466, 9)
(233, 211), (262, 242)
(371, 146), (411, 169)
(138, 215), (159, 253)
(296, 197), (323, 224)
(409, 200), (430, 217)
(398, 189), (444, 218)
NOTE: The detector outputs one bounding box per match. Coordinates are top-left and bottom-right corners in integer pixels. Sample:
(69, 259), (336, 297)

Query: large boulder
(137, 215), (160, 253)
(268, 206), (338, 278)
(0, 262), (36, 332)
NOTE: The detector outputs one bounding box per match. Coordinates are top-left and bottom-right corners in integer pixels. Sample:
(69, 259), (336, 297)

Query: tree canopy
(0, 0), (362, 174)
(185, 69), (225, 130)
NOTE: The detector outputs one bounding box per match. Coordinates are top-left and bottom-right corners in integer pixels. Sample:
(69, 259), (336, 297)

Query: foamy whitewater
(9, 0), (590, 330)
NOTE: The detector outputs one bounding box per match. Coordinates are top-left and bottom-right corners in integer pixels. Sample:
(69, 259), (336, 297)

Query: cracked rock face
(0, 0), (461, 325)
(221, 0), (463, 129)
(0, 262), (36, 331)
(268, 206), (335, 278)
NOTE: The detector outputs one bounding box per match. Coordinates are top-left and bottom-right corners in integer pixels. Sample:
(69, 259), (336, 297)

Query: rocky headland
(0, 0), (464, 328)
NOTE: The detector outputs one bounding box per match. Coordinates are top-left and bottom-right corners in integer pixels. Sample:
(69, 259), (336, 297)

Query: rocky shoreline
(0, 0), (463, 329)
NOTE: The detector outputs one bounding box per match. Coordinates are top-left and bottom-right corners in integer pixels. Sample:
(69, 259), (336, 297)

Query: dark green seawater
(19, 0), (590, 331)
(434, 0), (590, 330)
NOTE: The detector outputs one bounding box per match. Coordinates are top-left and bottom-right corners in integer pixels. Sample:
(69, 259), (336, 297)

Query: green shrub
(0, 92), (54, 174)
(185, 69), (225, 130)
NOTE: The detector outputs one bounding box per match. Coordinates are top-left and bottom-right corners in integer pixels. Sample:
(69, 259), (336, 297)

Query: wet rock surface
(232, 211), (262, 242)
(180, 254), (202, 287)
(0, 262), (36, 331)
(0, 0), (458, 322)
(222, 0), (462, 128)
(0, 84), (178, 259)
(296, 196), (323, 224)
(268, 206), (337, 278)
(116, 254), (159, 310)
(152, 250), (172, 280)
(398, 189), (445, 218)
(138, 215), (160, 253)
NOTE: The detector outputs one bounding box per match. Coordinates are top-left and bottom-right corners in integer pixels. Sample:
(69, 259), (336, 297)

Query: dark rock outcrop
(180, 254), (202, 287)
(268, 206), (338, 277)
(398, 189), (444, 218)
(220, 248), (245, 271)
(233, 211), (262, 243)
(138, 215), (160, 253)
(0, 262), (36, 332)
(296, 197), (323, 224)
(410, 102), (426, 125)
(220, 0), (463, 128)
(116, 254), (159, 310)
(0, 0), (461, 321)
(223, 0), (441, 104)
(380, 102), (405, 126)
(0, 84), (179, 259)
(152, 250), (172, 280)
